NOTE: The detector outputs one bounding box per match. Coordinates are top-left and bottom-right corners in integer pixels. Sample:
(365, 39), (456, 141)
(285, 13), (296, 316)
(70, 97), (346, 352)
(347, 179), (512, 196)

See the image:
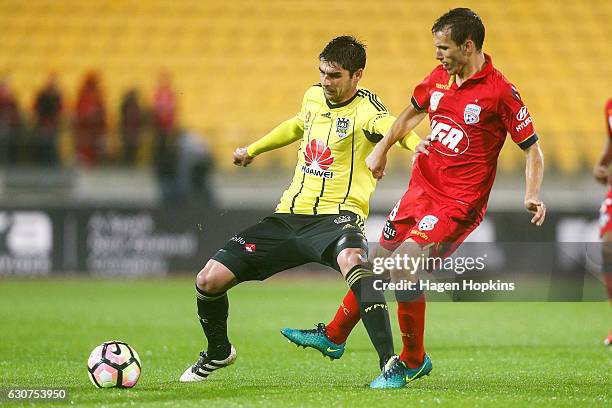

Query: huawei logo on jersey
(430, 115), (470, 156)
(302, 139), (334, 178)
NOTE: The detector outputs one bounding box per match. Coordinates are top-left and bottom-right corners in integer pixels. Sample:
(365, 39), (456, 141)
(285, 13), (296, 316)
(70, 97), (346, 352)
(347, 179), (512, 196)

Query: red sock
(397, 294), (426, 368)
(325, 290), (361, 344)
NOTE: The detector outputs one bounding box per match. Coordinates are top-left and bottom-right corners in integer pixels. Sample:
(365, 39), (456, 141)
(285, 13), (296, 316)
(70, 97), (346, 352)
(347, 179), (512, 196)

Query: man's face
(433, 28), (468, 76)
(319, 60), (361, 104)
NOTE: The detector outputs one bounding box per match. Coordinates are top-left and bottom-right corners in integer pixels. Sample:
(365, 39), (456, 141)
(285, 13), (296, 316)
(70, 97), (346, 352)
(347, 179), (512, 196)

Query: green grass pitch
(0, 277), (610, 407)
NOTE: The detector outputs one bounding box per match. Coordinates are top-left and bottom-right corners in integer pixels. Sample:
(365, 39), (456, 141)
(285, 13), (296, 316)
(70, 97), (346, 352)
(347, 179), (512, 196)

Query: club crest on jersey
(336, 117), (351, 139)
(464, 104), (481, 125)
(418, 215), (438, 231)
(430, 91), (444, 111)
(302, 139), (334, 178)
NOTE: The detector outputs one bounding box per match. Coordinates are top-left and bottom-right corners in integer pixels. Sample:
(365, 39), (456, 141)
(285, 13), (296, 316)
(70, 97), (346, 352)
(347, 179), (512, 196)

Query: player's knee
(196, 260), (231, 294)
(336, 248), (367, 273)
(195, 268), (214, 293)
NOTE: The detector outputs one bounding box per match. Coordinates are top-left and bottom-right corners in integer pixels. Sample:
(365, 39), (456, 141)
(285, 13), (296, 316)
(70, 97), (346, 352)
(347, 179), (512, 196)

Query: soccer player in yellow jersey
(179, 36), (421, 389)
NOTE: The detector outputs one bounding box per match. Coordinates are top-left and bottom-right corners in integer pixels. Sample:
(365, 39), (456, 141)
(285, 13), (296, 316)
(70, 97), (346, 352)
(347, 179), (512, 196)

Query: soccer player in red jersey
(594, 98), (612, 346)
(281, 8), (546, 383)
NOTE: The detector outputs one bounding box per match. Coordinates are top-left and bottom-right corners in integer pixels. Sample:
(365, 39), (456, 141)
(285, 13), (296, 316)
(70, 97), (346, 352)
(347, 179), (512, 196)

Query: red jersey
(606, 98), (612, 139)
(411, 54), (537, 210)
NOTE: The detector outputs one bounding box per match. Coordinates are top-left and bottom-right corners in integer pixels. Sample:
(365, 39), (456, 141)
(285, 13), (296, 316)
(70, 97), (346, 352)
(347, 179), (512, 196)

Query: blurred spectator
(152, 71), (176, 138)
(154, 127), (179, 204)
(32, 73), (62, 165)
(152, 71), (176, 174)
(155, 128), (216, 207)
(119, 89), (145, 165)
(0, 77), (23, 165)
(179, 129), (216, 207)
(75, 72), (106, 166)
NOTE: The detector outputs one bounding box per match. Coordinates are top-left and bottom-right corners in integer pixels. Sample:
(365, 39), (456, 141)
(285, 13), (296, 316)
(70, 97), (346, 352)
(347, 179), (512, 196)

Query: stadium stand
(0, 0), (610, 173)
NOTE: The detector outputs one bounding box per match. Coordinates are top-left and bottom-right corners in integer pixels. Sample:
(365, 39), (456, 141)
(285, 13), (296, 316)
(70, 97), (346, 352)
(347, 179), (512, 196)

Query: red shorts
(379, 183), (484, 257)
(599, 189), (612, 237)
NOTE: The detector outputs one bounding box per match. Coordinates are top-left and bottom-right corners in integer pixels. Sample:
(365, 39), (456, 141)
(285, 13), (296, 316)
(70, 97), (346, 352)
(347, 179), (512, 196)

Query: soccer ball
(87, 341), (141, 388)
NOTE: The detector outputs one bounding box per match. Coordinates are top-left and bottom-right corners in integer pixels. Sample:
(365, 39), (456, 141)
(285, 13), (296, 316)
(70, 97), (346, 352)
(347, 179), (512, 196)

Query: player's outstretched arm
(524, 141), (546, 226)
(232, 118), (304, 167)
(366, 105), (427, 179)
(593, 139), (612, 185)
(395, 131), (422, 152)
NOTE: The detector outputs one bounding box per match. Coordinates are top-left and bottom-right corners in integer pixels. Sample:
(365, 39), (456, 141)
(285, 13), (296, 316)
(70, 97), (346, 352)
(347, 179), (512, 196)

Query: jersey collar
(325, 89), (359, 109)
(470, 53), (494, 80)
(453, 53), (494, 86)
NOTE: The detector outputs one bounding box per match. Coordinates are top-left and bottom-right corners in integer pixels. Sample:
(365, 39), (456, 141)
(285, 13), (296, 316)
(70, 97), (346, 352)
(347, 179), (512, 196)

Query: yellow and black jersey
(247, 85), (420, 220)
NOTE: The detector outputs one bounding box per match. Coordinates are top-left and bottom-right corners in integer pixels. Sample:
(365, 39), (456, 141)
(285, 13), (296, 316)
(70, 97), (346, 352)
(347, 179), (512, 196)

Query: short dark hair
(432, 8), (485, 51)
(319, 36), (366, 76)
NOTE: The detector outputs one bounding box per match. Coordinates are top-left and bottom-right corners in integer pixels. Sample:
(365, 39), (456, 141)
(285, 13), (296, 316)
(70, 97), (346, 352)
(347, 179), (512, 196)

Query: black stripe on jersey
(357, 89), (387, 112)
(517, 133), (538, 150)
(363, 129), (383, 143)
(368, 93), (387, 112)
(411, 96), (426, 112)
(313, 118), (335, 214)
(290, 114), (316, 213)
(341, 118), (357, 205)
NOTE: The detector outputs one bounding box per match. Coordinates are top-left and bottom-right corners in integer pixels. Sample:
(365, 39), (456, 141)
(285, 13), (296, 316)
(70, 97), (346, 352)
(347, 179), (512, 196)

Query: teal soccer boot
(369, 355), (407, 389)
(280, 323), (345, 360)
(404, 354), (433, 383)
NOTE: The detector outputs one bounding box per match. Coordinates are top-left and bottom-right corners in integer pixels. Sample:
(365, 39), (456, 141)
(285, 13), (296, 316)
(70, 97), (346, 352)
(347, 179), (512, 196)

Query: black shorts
(212, 211), (367, 282)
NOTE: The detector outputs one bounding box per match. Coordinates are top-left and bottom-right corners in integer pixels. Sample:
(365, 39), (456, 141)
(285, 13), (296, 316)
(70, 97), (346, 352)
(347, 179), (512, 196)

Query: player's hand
(593, 164), (609, 185)
(233, 147), (254, 167)
(525, 197), (546, 226)
(412, 138), (432, 166)
(366, 147), (387, 180)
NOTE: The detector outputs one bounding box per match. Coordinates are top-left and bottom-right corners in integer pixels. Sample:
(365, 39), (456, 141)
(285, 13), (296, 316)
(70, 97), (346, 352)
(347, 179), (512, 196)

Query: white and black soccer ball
(87, 341), (141, 388)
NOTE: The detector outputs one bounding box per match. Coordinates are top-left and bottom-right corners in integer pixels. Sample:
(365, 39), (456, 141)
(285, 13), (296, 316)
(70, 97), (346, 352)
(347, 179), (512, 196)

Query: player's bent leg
(279, 248), (366, 360)
(279, 237), (380, 360)
(180, 260), (238, 382)
(293, 242), (397, 355)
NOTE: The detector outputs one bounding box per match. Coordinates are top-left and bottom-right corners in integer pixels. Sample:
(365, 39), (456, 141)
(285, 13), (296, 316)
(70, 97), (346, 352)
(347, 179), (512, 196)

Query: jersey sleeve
(411, 72), (433, 112)
(246, 88), (310, 157)
(395, 131), (421, 151)
(362, 112), (421, 151)
(606, 99), (612, 138)
(246, 118), (303, 157)
(499, 82), (538, 149)
(363, 112), (393, 143)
